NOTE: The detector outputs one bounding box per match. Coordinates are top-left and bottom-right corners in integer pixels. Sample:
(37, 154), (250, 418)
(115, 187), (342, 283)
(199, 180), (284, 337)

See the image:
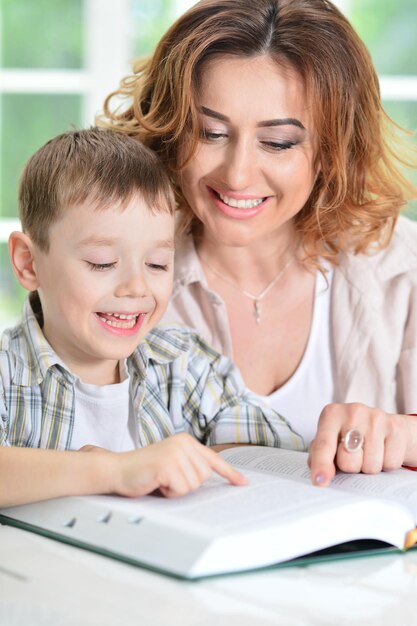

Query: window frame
(0, 0), (132, 239)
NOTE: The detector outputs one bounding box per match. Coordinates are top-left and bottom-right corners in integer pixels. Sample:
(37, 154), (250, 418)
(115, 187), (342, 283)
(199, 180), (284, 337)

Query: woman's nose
(221, 139), (257, 190)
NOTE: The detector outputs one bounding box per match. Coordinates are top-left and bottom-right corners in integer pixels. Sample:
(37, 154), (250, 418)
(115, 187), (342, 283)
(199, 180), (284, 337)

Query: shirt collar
(10, 298), (73, 387)
(172, 234), (209, 294)
(128, 325), (191, 378)
(339, 216), (417, 288)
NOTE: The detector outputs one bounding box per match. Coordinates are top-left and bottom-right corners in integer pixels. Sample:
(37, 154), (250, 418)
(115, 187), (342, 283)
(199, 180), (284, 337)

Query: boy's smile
(95, 311), (145, 334)
(30, 194), (175, 385)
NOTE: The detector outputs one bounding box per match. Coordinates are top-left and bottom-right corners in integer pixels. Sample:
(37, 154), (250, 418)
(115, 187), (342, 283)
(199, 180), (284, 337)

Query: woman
(100, 0), (417, 485)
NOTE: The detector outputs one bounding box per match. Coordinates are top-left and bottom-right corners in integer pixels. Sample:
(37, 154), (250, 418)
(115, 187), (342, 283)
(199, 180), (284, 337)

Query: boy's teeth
(97, 313), (138, 328)
(106, 313), (136, 320)
(218, 193), (264, 209)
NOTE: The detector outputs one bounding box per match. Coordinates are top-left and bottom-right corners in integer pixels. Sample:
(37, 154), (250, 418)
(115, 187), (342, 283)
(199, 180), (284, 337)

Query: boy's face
(31, 194), (175, 384)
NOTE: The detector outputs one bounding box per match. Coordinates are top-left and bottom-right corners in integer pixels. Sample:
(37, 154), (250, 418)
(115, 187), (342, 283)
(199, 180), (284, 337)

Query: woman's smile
(208, 185), (271, 220)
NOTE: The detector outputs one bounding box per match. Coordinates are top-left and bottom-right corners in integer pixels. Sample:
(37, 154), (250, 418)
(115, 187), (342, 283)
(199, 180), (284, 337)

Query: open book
(2, 446), (417, 579)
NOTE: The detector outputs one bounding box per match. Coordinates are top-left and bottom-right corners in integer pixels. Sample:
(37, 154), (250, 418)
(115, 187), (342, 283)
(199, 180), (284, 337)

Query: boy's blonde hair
(19, 127), (175, 251)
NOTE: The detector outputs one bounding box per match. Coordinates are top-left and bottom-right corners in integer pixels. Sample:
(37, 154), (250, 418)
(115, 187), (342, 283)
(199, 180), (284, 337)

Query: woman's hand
(308, 403), (417, 487)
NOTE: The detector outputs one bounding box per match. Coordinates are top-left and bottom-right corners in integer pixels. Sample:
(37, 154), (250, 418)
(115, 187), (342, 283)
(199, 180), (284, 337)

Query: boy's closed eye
(146, 248), (175, 273)
(86, 260), (171, 272)
(146, 262), (170, 272)
(87, 261), (117, 271)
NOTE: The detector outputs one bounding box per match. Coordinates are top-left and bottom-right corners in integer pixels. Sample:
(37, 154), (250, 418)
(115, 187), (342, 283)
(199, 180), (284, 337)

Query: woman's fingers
(335, 441), (364, 474)
(308, 403), (414, 487)
(308, 403), (347, 486)
(308, 432), (338, 487)
(359, 427), (384, 474)
(383, 428), (407, 471)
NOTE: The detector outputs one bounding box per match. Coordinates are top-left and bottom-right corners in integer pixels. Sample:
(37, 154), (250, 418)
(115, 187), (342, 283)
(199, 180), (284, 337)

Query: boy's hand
(106, 433), (247, 498)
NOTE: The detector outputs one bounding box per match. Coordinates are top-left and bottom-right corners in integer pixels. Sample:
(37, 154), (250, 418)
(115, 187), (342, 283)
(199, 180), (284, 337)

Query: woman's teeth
(218, 192), (264, 209)
(97, 313), (139, 329)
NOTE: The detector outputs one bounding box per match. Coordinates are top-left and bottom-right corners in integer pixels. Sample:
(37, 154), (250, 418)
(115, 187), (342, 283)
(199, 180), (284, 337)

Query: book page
(220, 446), (417, 519)
(3, 447), (415, 577)
(90, 470), (353, 534)
(80, 471), (412, 576)
(87, 447), (414, 544)
(83, 457), (414, 575)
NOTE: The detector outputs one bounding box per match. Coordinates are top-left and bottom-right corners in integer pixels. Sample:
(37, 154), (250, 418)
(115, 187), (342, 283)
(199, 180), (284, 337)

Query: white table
(1, 525), (417, 626)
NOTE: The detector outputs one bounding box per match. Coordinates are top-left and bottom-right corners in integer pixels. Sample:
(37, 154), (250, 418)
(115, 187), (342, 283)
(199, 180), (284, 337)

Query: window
(345, 0), (417, 220)
(0, 0), (416, 330)
(0, 0), (193, 330)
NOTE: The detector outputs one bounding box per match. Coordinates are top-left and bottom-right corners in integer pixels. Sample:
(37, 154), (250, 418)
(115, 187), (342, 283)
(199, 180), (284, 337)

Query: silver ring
(339, 429), (364, 453)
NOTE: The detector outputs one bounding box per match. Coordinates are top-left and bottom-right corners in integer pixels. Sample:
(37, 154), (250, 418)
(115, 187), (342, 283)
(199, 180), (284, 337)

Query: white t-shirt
(253, 269), (334, 448)
(70, 360), (136, 452)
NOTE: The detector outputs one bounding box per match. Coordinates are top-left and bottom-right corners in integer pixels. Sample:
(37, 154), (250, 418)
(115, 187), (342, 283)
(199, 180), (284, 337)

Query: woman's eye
(87, 261), (116, 271)
(199, 129), (227, 142)
(261, 140), (297, 152)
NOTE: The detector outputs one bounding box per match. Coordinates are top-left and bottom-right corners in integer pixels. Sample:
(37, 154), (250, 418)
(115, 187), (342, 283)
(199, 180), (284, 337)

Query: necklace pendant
(254, 300), (261, 324)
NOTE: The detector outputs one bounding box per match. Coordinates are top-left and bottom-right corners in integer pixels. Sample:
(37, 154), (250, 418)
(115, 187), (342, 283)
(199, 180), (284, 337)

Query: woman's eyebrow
(200, 106), (229, 122)
(199, 106), (305, 130)
(258, 117), (306, 130)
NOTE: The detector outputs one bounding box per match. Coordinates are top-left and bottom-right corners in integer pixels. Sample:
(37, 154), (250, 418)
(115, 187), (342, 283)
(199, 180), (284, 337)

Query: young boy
(0, 128), (302, 508)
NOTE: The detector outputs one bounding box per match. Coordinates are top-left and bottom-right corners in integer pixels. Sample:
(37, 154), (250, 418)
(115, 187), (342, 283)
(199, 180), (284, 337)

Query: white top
(167, 219), (417, 416)
(253, 269), (334, 447)
(70, 360), (136, 452)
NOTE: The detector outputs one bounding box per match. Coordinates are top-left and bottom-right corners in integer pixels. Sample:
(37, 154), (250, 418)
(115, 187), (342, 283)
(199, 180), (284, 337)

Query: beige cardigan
(164, 216), (417, 414)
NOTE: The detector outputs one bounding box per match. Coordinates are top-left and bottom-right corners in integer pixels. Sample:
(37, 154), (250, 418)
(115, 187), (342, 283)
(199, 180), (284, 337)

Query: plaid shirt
(0, 299), (304, 451)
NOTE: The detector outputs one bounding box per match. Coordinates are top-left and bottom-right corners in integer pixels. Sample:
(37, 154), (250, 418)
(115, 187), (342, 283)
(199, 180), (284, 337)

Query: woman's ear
(8, 231), (40, 291)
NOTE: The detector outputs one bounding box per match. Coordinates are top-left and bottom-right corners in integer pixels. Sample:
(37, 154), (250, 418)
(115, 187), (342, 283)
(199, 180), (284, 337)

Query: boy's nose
(115, 272), (148, 299)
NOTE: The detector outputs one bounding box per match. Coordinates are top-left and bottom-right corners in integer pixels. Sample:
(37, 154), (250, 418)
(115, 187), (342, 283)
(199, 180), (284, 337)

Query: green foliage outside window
(350, 0), (417, 76)
(1, 0), (83, 68)
(130, 0), (177, 58)
(349, 0), (417, 219)
(1, 94), (82, 219)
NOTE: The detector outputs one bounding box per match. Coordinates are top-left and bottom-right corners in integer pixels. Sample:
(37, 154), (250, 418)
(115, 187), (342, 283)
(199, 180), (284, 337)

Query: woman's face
(179, 54), (319, 247)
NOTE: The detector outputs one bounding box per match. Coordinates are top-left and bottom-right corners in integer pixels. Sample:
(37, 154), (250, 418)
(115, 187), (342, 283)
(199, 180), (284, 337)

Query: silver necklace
(203, 256), (294, 324)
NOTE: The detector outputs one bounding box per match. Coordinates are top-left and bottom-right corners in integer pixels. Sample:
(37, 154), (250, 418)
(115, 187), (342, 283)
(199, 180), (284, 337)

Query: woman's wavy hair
(100, 0), (417, 265)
